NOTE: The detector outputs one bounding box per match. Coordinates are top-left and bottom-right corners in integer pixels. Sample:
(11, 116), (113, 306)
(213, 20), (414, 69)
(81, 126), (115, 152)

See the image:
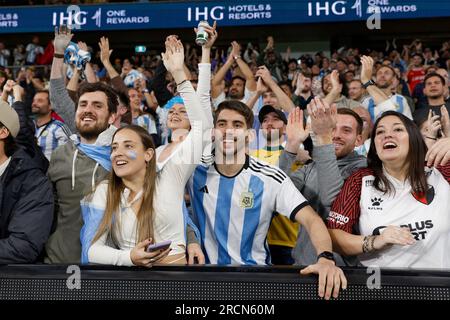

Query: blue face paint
(127, 150), (137, 160)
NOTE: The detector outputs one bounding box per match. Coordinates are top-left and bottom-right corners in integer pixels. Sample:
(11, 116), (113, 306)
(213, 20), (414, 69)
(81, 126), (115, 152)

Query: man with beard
(250, 105), (300, 265)
(407, 53), (426, 93)
(29, 88), (69, 160)
(413, 73), (450, 124)
(44, 26), (118, 263)
(211, 41), (256, 110)
(279, 100), (366, 266)
(360, 56), (413, 122)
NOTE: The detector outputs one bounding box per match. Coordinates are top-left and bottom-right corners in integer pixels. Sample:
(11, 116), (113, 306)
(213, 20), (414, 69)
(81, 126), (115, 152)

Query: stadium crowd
(0, 20), (449, 300)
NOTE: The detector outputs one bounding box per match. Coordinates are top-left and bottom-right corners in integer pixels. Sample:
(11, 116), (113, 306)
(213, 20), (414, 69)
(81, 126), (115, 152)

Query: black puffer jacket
(0, 100), (53, 264)
(0, 148), (54, 264)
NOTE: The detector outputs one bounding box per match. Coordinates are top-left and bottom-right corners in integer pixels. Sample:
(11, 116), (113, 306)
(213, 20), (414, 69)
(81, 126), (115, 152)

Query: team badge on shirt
(411, 185), (435, 205)
(240, 191), (254, 209)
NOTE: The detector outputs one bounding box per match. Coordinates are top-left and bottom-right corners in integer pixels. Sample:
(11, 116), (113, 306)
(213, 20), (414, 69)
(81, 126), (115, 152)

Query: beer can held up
(196, 21), (209, 46)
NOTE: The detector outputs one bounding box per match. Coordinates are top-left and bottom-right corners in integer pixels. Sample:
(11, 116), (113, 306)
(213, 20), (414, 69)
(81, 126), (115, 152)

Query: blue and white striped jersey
(132, 113), (158, 135)
(35, 119), (70, 161)
(188, 155), (308, 265)
(361, 94), (413, 122)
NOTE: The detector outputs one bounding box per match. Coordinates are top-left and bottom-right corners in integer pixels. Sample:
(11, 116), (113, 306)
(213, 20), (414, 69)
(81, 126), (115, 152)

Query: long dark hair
(367, 111), (427, 196)
(92, 125), (157, 246)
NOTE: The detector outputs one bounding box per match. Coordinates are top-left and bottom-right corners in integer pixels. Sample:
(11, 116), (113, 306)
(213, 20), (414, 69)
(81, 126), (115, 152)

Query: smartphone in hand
(146, 240), (172, 253)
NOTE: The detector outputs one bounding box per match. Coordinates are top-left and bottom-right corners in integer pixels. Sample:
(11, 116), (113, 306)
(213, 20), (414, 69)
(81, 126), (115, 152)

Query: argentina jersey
(362, 94), (413, 122)
(35, 119), (70, 161)
(133, 114), (158, 135)
(188, 155), (308, 265)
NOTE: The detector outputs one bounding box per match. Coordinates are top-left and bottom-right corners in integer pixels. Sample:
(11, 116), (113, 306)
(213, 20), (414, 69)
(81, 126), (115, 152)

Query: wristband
(54, 53), (64, 59)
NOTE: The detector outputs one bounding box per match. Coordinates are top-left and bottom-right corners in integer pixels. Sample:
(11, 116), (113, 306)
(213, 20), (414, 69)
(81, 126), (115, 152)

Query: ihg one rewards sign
(0, 0), (449, 33)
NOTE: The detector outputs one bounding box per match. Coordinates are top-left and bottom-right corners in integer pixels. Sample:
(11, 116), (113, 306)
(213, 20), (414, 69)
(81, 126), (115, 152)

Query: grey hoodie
(279, 144), (367, 266)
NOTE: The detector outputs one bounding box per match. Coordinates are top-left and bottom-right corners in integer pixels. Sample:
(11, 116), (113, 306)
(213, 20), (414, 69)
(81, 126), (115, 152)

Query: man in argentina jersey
(31, 90), (69, 161)
(360, 56), (413, 122)
(188, 100), (346, 300)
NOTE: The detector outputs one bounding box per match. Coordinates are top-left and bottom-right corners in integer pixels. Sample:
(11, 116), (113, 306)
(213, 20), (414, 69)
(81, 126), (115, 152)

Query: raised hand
(360, 55), (374, 83)
(77, 41), (88, 52)
(285, 107), (309, 153)
(98, 36), (113, 65)
(307, 97), (337, 145)
(426, 110), (442, 140)
(162, 37), (185, 73)
(1, 79), (16, 102)
(195, 21), (218, 49)
(329, 69), (342, 93)
(54, 24), (74, 55)
(256, 77), (268, 95)
(229, 41), (241, 60)
(440, 106), (450, 138)
(255, 65), (274, 86)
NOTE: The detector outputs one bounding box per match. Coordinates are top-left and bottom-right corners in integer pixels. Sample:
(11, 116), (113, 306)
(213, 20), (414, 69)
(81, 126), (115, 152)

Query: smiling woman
(80, 36), (212, 268)
(327, 111), (450, 269)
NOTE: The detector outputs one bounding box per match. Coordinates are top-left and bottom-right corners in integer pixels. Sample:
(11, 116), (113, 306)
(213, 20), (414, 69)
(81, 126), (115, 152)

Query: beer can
(196, 20), (209, 46)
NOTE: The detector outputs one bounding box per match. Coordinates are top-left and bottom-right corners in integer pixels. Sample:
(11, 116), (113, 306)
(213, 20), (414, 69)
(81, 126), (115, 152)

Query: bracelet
(54, 53), (64, 59)
(370, 235), (377, 251)
(362, 236), (370, 253)
(176, 79), (188, 86)
(426, 136), (437, 140)
(362, 235), (377, 253)
(233, 55), (241, 60)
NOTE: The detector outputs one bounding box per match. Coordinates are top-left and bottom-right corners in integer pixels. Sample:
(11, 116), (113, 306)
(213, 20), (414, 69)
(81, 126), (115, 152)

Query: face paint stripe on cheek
(127, 151), (137, 160)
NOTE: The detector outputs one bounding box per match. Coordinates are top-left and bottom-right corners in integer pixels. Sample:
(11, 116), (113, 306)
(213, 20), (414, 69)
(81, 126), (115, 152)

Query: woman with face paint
(154, 25), (217, 264)
(327, 111), (450, 269)
(80, 37), (211, 267)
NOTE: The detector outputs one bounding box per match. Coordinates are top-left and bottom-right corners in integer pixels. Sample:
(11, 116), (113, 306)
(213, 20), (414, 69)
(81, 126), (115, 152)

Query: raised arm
(256, 65), (295, 112)
(360, 55), (390, 105)
(307, 98), (350, 217)
(49, 25), (76, 134)
(279, 107), (310, 181)
(196, 21), (218, 127)
(323, 70), (342, 106)
(162, 38), (205, 179)
(233, 42), (256, 92)
(77, 41), (97, 84)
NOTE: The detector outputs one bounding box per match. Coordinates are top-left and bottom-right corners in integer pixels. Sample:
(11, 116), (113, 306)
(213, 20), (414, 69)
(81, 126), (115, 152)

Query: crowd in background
(0, 20), (449, 301)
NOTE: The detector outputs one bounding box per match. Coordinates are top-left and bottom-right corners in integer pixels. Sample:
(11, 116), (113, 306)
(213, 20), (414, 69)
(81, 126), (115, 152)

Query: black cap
(258, 105), (287, 125)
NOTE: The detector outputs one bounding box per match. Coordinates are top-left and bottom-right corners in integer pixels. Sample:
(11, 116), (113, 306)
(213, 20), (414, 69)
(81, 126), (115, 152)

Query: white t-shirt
(0, 157), (11, 177)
